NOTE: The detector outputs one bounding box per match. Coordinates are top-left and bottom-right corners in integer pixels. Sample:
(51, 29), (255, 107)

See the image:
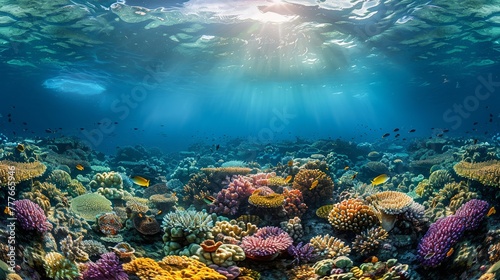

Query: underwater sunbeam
(43, 77), (106, 95)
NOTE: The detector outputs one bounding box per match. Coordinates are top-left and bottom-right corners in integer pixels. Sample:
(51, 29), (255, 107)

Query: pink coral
(210, 175), (256, 216)
(250, 172), (277, 187)
(240, 226), (293, 261)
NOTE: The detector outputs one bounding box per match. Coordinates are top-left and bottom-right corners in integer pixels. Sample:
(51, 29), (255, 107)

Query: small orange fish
(131, 176), (150, 187)
(16, 143), (25, 152)
(351, 173), (358, 180)
(287, 160), (294, 167)
(309, 180), (319, 190)
(284, 175), (292, 183)
(364, 256), (378, 263)
(487, 206), (496, 217)
(344, 166), (349, 170)
(446, 248), (454, 257)
(75, 164), (84, 171)
(4, 207), (13, 216)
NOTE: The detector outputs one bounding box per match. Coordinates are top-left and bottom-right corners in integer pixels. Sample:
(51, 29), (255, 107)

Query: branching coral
(12, 199), (52, 233)
(454, 160), (500, 187)
(82, 252), (127, 280)
(60, 235), (89, 262)
(0, 160), (46, 186)
(328, 198), (378, 233)
(310, 234), (351, 259)
(292, 169), (334, 206)
(210, 175), (256, 216)
(352, 226), (389, 256)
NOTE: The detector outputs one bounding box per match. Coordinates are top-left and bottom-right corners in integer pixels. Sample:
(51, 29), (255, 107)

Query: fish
(393, 128), (400, 132)
(309, 180), (319, 190)
(395, 134), (400, 138)
(131, 176), (150, 187)
(473, 139), (478, 144)
(138, 213), (143, 218)
(16, 143), (25, 152)
(284, 175), (292, 183)
(371, 174), (390, 186)
(287, 160), (294, 167)
(4, 207), (13, 216)
(75, 164), (84, 171)
(487, 206), (496, 217)
(216, 144), (220, 150)
(382, 133), (390, 138)
(203, 194), (216, 204)
(443, 129), (449, 133)
(344, 166), (349, 170)
(409, 129), (416, 133)
(156, 210), (162, 215)
(351, 173), (358, 180)
(364, 256), (378, 263)
(473, 122), (478, 125)
(446, 248), (454, 257)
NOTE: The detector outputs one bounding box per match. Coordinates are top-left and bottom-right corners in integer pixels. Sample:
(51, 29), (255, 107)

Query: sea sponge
(328, 199), (378, 233)
(248, 188), (285, 208)
(292, 169), (334, 206)
(453, 160), (500, 187)
(70, 193), (112, 221)
(310, 234), (351, 259)
(43, 252), (80, 280)
(0, 160), (46, 186)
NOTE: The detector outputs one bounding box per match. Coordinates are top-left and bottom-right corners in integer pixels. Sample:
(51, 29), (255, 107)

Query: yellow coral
(328, 199), (378, 233)
(248, 189), (284, 208)
(454, 160), (500, 187)
(0, 160), (46, 186)
(236, 215), (261, 226)
(286, 264), (316, 280)
(267, 176), (289, 186)
(212, 220), (257, 242)
(310, 234), (351, 258)
(316, 204), (333, 219)
(124, 256), (227, 280)
(70, 193), (112, 221)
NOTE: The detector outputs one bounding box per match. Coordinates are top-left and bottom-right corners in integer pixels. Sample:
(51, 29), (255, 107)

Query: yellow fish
(284, 175), (292, 184)
(309, 180), (319, 190)
(487, 206), (496, 217)
(344, 166), (349, 170)
(131, 176), (150, 187)
(371, 174), (390, 186)
(16, 143), (25, 152)
(75, 164), (84, 171)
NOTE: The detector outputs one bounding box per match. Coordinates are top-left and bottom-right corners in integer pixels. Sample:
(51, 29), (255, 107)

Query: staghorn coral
(212, 220), (258, 243)
(0, 160), (46, 186)
(310, 234), (351, 259)
(316, 204), (334, 219)
(123, 255), (227, 280)
(328, 198), (378, 233)
(366, 191), (414, 231)
(454, 160), (500, 187)
(60, 235), (89, 262)
(240, 226), (293, 261)
(70, 193), (112, 221)
(43, 252), (80, 280)
(248, 188), (285, 208)
(352, 226), (389, 256)
(292, 169), (334, 207)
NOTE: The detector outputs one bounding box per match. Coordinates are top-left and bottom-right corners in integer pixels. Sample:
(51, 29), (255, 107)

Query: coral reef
(0, 160), (46, 186)
(240, 226), (293, 261)
(211, 220), (257, 244)
(292, 169), (334, 207)
(133, 214), (161, 235)
(282, 188), (308, 218)
(366, 190), (414, 231)
(453, 160), (500, 187)
(328, 198), (378, 233)
(12, 199), (52, 233)
(288, 242), (315, 265)
(280, 216), (304, 240)
(210, 175), (256, 216)
(70, 193), (112, 221)
(96, 212), (123, 235)
(60, 235), (89, 262)
(352, 226), (389, 256)
(248, 188), (285, 208)
(310, 234), (351, 259)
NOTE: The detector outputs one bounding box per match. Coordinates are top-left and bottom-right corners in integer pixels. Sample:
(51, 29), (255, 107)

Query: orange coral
(248, 189), (284, 208)
(328, 199), (378, 233)
(366, 191), (413, 231)
(123, 256), (227, 280)
(453, 160), (500, 187)
(200, 239), (223, 252)
(292, 169), (334, 206)
(0, 160), (46, 186)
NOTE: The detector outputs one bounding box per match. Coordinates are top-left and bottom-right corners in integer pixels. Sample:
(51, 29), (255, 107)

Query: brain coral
(0, 160), (46, 186)
(453, 160), (500, 187)
(70, 193), (112, 221)
(292, 169), (334, 206)
(328, 198), (378, 233)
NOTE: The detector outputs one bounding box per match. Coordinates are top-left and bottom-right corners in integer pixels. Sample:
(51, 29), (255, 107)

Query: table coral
(123, 255), (227, 280)
(12, 199), (52, 233)
(328, 198), (378, 233)
(366, 191), (413, 231)
(0, 160), (46, 186)
(292, 168), (334, 207)
(453, 160), (500, 187)
(70, 193), (112, 221)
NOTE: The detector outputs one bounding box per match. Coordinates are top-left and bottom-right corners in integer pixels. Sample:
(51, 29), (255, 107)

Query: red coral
(283, 189), (308, 218)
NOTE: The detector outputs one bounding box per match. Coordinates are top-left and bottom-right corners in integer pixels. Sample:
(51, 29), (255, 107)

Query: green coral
(70, 193), (112, 221)
(89, 171), (123, 190)
(43, 252), (80, 280)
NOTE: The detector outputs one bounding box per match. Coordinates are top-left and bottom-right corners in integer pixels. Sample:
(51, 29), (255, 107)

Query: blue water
(0, 0), (498, 153)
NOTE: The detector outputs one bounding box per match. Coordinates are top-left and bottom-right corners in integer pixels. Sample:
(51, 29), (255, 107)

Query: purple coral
(287, 242), (315, 265)
(12, 199), (51, 233)
(210, 175), (256, 216)
(454, 199), (489, 231)
(208, 265), (241, 280)
(241, 226), (293, 261)
(417, 216), (466, 267)
(82, 252), (127, 280)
